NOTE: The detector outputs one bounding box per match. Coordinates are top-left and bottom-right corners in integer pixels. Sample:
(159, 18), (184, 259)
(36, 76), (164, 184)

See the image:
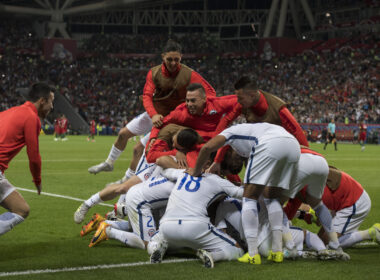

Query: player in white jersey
(156, 168), (245, 268)
(215, 198), (349, 261)
(281, 149), (342, 252)
(189, 123), (300, 264)
(87, 169), (175, 250)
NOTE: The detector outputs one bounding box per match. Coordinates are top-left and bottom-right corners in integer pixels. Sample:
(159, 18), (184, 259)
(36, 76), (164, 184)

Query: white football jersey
(160, 169), (243, 224)
(219, 123), (295, 158)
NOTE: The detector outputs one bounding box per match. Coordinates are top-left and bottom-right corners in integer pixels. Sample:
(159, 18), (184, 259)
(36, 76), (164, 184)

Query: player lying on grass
(213, 197), (349, 261)
(284, 167), (380, 248)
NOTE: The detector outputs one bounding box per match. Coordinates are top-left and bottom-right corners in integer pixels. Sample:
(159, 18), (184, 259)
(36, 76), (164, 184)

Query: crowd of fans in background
(1, 21), (379, 137)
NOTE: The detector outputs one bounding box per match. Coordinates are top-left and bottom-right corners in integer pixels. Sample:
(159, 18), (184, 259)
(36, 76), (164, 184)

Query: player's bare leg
(74, 175), (142, 224)
(0, 191), (29, 235)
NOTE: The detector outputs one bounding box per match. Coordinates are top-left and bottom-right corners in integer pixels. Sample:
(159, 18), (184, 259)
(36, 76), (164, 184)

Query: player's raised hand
(152, 114), (164, 127)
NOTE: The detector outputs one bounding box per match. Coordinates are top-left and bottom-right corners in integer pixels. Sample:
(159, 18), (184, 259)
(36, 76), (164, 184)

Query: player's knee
(14, 203), (30, 219)
(118, 127), (133, 142)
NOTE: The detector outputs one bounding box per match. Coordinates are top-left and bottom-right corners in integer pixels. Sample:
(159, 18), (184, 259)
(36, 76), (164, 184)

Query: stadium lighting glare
(326, 12), (331, 17)
(302, 35), (306, 39)
(274, 65), (278, 69)
(1, 74), (5, 78)
(28, 33), (32, 37)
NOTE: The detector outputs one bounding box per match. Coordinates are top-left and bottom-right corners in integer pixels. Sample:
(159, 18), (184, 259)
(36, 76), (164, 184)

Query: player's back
(126, 173), (175, 210)
(160, 169), (243, 224)
(220, 123), (294, 158)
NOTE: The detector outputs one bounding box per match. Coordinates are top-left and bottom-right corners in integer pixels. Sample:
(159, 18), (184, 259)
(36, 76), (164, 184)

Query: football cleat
(196, 249), (214, 268)
(80, 213), (105, 237)
(301, 250), (319, 259)
(318, 249), (350, 261)
(88, 162), (113, 174)
(267, 251), (284, 263)
(237, 252), (261, 264)
(369, 223), (380, 244)
(149, 233), (169, 264)
(89, 221), (110, 247)
(283, 247), (299, 260)
(74, 203), (90, 224)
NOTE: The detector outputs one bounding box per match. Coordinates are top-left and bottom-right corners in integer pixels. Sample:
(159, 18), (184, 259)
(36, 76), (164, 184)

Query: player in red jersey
(87, 119), (96, 142)
(59, 114), (69, 141)
(54, 116), (60, 141)
(359, 120), (367, 151)
(88, 40), (216, 184)
(0, 83), (54, 236)
(146, 83), (238, 164)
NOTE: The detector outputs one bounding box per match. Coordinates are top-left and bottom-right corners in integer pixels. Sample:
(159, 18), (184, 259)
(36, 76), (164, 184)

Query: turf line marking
(0, 258), (197, 277)
(15, 187), (113, 207)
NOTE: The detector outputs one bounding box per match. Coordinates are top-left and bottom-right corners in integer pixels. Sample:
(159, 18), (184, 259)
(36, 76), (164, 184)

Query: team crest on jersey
(144, 172), (151, 180)
(209, 109), (218, 115)
(148, 229), (156, 237)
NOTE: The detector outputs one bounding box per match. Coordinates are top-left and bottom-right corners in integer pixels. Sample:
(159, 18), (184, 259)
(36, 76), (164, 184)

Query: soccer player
(86, 170), (175, 250)
(359, 120), (367, 151)
(218, 77), (308, 146)
(74, 126), (201, 224)
(147, 83), (238, 147)
(281, 147), (341, 251)
(214, 198), (349, 261)
(155, 167), (245, 268)
(323, 118), (337, 151)
(54, 116), (60, 141)
(59, 114), (68, 141)
(0, 82), (54, 235)
(188, 123), (300, 264)
(284, 166), (379, 248)
(87, 39), (216, 182)
(87, 119), (96, 142)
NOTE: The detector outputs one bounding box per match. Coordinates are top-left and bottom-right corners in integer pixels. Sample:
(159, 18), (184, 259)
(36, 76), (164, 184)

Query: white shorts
(126, 112), (153, 136)
(0, 171), (16, 203)
(125, 187), (167, 242)
(244, 137), (300, 189)
(160, 219), (237, 253)
(283, 153), (329, 199)
(333, 190), (371, 235)
(140, 133), (151, 147)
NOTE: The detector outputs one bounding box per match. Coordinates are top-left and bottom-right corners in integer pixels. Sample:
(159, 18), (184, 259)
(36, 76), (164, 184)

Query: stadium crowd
(1, 21), (380, 131)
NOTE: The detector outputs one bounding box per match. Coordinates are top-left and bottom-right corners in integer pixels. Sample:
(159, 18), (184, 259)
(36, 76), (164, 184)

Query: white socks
(264, 198), (283, 253)
(84, 192), (103, 208)
(105, 220), (131, 231)
(125, 168), (135, 179)
(314, 202), (340, 248)
(0, 212), (24, 235)
(339, 231), (371, 248)
(305, 230), (326, 252)
(106, 145), (123, 165)
(241, 198), (259, 256)
(106, 227), (145, 249)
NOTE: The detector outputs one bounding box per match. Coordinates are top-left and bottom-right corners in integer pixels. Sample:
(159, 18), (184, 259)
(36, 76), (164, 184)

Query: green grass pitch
(1, 135), (379, 280)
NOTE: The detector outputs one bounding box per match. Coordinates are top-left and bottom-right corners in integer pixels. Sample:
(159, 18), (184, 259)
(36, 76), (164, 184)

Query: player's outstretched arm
(188, 135), (226, 177)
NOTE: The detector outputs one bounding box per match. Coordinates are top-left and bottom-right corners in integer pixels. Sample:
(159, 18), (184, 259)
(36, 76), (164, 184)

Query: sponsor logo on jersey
(144, 173), (151, 180)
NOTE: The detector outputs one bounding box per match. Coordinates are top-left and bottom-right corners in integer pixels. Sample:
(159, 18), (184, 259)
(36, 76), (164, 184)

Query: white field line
(0, 258), (197, 277)
(15, 187), (113, 208)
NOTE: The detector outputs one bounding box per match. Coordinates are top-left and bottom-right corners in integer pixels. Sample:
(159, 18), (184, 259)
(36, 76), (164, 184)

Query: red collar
(161, 63), (181, 78)
(24, 101), (39, 116)
(251, 91), (268, 116)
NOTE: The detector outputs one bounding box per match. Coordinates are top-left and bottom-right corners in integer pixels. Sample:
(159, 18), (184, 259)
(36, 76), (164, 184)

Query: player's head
(220, 148), (245, 175)
(186, 83), (206, 116)
(172, 128), (200, 153)
(28, 82), (55, 119)
(161, 39), (182, 73)
(234, 78), (259, 109)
